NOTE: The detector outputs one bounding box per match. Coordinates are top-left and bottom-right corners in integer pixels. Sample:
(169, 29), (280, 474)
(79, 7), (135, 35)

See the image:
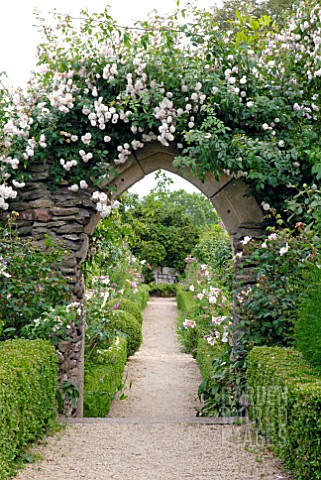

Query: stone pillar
(1, 160), (100, 416)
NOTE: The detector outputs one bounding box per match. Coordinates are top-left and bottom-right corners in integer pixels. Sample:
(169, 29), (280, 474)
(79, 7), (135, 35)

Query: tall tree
(122, 171), (219, 278)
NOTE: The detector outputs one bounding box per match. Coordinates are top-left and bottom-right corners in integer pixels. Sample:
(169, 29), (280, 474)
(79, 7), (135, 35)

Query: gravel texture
(14, 297), (293, 480)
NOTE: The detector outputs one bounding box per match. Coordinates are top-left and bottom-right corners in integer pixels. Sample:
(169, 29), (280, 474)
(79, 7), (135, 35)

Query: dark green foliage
(0, 339), (57, 479)
(193, 224), (233, 288)
(128, 284), (150, 310)
(106, 298), (143, 325)
(295, 264), (321, 373)
(162, 188), (220, 229)
(84, 336), (127, 417)
(196, 340), (239, 417)
(247, 346), (321, 480)
(123, 172), (218, 276)
(176, 286), (195, 313)
(84, 290), (146, 417)
(149, 283), (177, 297)
(236, 230), (314, 348)
(85, 295), (142, 358)
(196, 337), (226, 383)
(109, 310), (142, 357)
(176, 286), (198, 354)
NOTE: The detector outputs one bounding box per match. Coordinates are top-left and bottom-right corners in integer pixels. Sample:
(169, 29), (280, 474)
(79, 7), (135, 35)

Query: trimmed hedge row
(176, 285), (195, 313)
(108, 310), (142, 357)
(149, 283), (177, 297)
(295, 264), (321, 374)
(106, 298), (143, 325)
(0, 339), (57, 479)
(247, 346), (321, 480)
(84, 290), (148, 417)
(196, 337), (227, 382)
(128, 284), (150, 311)
(84, 336), (127, 417)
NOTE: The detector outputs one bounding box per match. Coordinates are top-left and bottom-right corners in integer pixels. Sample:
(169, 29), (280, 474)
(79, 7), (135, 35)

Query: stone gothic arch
(2, 143), (264, 416)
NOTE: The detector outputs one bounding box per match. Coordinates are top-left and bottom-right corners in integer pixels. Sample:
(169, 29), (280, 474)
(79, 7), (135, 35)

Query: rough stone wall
(0, 159), (100, 417)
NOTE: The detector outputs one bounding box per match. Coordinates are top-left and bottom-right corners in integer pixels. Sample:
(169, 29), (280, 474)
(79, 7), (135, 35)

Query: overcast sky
(1, 0), (218, 196)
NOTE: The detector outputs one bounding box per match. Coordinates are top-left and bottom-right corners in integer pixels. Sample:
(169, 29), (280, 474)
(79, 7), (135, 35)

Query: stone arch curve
(3, 145), (264, 416)
(109, 143), (264, 239)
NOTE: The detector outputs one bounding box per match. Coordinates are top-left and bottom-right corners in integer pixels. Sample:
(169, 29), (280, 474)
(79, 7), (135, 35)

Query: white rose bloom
(80, 180), (88, 189)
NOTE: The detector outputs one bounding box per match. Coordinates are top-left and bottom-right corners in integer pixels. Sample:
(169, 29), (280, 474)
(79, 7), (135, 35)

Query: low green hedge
(106, 298), (143, 325)
(149, 283), (177, 297)
(84, 336), (127, 417)
(176, 285), (195, 313)
(107, 310), (142, 357)
(295, 264), (321, 373)
(247, 346), (321, 479)
(196, 337), (227, 382)
(0, 339), (57, 479)
(128, 284), (149, 310)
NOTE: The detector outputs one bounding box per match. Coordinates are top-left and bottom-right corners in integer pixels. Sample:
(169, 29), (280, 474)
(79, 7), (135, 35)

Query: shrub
(109, 310), (142, 357)
(127, 284), (149, 310)
(84, 336), (127, 417)
(236, 228), (317, 348)
(149, 283), (177, 297)
(247, 346), (321, 479)
(85, 293), (143, 358)
(106, 298), (143, 325)
(21, 302), (81, 347)
(295, 264), (321, 373)
(0, 217), (69, 340)
(0, 339), (57, 479)
(176, 285), (195, 313)
(196, 337), (226, 382)
(84, 293), (115, 358)
(193, 224), (233, 288)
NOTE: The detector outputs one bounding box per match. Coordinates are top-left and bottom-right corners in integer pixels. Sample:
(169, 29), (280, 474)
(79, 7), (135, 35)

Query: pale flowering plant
(0, 2), (320, 219)
(21, 302), (82, 346)
(83, 210), (144, 297)
(0, 214), (70, 340)
(236, 223), (320, 347)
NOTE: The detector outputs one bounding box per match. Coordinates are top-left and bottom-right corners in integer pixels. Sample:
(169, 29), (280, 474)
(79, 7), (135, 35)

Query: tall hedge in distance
(0, 339), (57, 479)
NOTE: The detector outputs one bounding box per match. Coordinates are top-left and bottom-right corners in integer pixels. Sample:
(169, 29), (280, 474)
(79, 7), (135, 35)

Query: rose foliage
(0, 1), (320, 221)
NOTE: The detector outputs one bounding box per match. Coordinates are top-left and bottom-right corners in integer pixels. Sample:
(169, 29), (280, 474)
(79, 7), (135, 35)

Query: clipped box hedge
(128, 284), (150, 311)
(84, 336), (127, 417)
(108, 310), (142, 357)
(106, 298), (143, 325)
(197, 337), (227, 382)
(176, 285), (195, 313)
(295, 264), (321, 374)
(247, 346), (321, 480)
(149, 283), (177, 297)
(0, 339), (57, 479)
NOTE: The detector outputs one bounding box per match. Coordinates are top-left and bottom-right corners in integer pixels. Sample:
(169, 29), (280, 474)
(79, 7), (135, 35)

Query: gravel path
(14, 297), (293, 480)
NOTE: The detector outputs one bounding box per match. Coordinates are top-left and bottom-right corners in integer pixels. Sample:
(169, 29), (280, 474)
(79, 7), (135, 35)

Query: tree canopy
(122, 171), (219, 277)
